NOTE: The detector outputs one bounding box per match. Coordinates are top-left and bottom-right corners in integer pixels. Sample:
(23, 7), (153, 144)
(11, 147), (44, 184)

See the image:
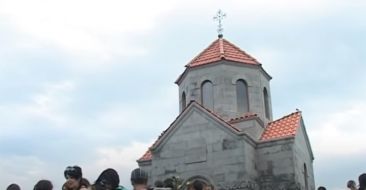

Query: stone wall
(256, 139), (300, 190)
(178, 61), (272, 123)
(293, 121), (315, 190)
(142, 108), (258, 189)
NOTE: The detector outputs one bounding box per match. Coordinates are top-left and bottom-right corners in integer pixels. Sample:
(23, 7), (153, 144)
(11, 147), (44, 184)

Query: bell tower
(175, 36), (273, 123)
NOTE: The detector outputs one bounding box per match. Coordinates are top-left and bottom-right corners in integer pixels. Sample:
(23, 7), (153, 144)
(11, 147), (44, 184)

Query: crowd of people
(317, 173), (366, 190)
(5, 166), (148, 190)
(5, 167), (366, 190)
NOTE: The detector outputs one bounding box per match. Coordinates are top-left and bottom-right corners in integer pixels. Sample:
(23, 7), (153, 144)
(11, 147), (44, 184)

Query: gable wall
(293, 122), (315, 190)
(148, 109), (258, 189)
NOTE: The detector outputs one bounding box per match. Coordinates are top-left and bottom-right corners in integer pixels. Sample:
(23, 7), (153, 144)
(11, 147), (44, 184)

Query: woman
(63, 166), (83, 190)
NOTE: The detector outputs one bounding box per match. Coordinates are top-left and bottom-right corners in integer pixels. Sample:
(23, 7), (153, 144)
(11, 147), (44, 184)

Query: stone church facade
(137, 36), (315, 190)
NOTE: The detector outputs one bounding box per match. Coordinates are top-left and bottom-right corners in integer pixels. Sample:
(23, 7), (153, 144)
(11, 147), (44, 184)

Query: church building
(137, 35), (315, 190)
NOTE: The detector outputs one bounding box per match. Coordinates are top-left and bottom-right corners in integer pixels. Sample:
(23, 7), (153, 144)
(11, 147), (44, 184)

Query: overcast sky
(0, 0), (365, 189)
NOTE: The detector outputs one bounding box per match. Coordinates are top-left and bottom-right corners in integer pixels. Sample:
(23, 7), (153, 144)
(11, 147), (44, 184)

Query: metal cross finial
(213, 9), (226, 38)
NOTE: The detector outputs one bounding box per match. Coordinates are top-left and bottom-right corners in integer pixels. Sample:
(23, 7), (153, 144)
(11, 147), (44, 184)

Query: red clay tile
(260, 111), (302, 141)
(186, 38), (259, 68)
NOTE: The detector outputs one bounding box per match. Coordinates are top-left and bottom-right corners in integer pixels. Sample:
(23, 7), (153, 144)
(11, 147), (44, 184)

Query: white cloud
(94, 84), (177, 128)
(0, 0), (176, 61)
(21, 80), (76, 124)
(95, 141), (151, 169)
(0, 80), (77, 140)
(171, 0), (354, 23)
(308, 100), (366, 158)
(0, 155), (47, 189)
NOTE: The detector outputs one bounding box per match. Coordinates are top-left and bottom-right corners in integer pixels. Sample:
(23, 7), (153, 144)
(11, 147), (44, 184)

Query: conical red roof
(186, 37), (260, 68)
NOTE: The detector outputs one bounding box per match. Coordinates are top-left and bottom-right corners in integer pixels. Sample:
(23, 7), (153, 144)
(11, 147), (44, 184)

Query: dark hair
(64, 166), (83, 180)
(95, 168), (120, 190)
(359, 173), (366, 190)
(154, 180), (164, 188)
(348, 180), (357, 188)
(192, 181), (204, 190)
(317, 186), (326, 190)
(163, 178), (174, 189)
(6, 184), (21, 190)
(34, 180), (53, 190)
(131, 168), (148, 185)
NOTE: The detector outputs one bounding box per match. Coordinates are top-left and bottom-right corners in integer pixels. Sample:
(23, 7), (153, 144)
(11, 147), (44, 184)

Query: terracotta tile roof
(260, 111), (302, 141)
(186, 37), (260, 68)
(228, 112), (258, 124)
(138, 149), (152, 162)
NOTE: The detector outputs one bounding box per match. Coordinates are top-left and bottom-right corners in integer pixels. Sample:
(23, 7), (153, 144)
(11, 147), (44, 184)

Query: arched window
(304, 163), (308, 190)
(263, 87), (270, 119)
(236, 79), (249, 113)
(201, 80), (214, 110)
(182, 91), (186, 110)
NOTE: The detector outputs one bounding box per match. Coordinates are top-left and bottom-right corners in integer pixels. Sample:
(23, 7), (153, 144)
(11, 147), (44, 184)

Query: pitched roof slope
(260, 111), (302, 141)
(187, 37), (260, 68)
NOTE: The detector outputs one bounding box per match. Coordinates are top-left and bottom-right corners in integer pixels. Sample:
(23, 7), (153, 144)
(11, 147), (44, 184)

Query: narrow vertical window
(304, 164), (308, 190)
(182, 91), (186, 110)
(263, 87), (270, 118)
(201, 80), (214, 110)
(236, 79), (249, 113)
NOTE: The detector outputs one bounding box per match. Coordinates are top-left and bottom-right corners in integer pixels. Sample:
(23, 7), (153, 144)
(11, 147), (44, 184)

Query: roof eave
(137, 159), (152, 166)
(299, 117), (315, 161)
(258, 64), (272, 80)
(175, 67), (189, 85)
(258, 135), (296, 145)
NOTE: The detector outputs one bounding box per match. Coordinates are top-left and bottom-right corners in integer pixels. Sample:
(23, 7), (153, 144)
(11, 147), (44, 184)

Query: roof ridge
(219, 38), (225, 56)
(260, 110), (302, 141)
(186, 39), (220, 67)
(228, 112), (258, 123)
(268, 110), (302, 125)
(222, 39), (258, 62)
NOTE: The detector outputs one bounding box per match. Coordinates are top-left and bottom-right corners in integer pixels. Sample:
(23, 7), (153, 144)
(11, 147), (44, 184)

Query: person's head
(64, 165), (83, 190)
(347, 180), (357, 189)
(131, 168), (148, 190)
(6, 184), (21, 190)
(131, 168), (148, 185)
(154, 180), (164, 188)
(192, 181), (204, 190)
(163, 178), (174, 189)
(34, 180), (53, 190)
(317, 186), (326, 190)
(94, 168), (120, 190)
(359, 173), (366, 189)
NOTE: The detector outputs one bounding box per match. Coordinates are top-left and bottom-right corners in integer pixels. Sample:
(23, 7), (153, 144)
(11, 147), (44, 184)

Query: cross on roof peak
(213, 9), (226, 38)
